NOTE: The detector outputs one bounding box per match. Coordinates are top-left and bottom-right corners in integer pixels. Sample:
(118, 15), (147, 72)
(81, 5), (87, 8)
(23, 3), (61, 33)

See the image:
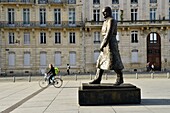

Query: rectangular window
(68, 0), (76, 4)
(8, 8), (14, 25)
(23, 8), (30, 25)
(55, 52), (61, 66)
(93, 9), (100, 22)
(112, 0), (119, 4)
(94, 50), (100, 63)
(8, 0), (16, 2)
(40, 52), (46, 66)
(8, 52), (15, 66)
(54, 0), (61, 3)
(54, 9), (61, 25)
(69, 52), (76, 66)
(55, 32), (61, 44)
(24, 52), (30, 66)
(131, 0), (138, 4)
(9, 32), (15, 44)
(150, 8), (156, 22)
(38, 0), (47, 4)
(169, 8), (170, 21)
(22, 0), (31, 3)
(112, 9), (118, 20)
(94, 32), (100, 43)
(69, 32), (75, 44)
(40, 32), (46, 44)
(131, 49), (138, 63)
(40, 8), (46, 25)
(150, 0), (157, 3)
(131, 31), (138, 43)
(24, 32), (30, 45)
(69, 8), (75, 25)
(131, 9), (137, 22)
(93, 0), (100, 4)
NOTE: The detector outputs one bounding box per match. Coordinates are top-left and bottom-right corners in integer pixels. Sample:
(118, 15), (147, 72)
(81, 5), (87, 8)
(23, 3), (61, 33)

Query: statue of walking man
(89, 6), (124, 85)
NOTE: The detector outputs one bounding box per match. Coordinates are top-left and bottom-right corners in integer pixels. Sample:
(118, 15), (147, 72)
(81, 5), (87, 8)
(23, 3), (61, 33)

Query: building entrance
(147, 32), (161, 71)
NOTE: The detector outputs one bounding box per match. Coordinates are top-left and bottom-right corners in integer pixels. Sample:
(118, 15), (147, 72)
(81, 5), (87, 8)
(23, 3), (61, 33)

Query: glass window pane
(24, 52), (30, 66)
(9, 52), (15, 66)
(69, 52), (76, 66)
(131, 50), (138, 63)
(40, 52), (46, 66)
(94, 51), (100, 63)
(55, 52), (61, 66)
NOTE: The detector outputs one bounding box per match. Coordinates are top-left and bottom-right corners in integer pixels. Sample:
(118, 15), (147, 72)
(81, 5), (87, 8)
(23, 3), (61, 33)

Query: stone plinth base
(78, 83), (141, 106)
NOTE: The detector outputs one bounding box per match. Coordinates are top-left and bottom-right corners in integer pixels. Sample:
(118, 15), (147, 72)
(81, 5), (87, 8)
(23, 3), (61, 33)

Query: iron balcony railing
(0, 0), (36, 4)
(0, 21), (84, 28)
(85, 19), (170, 27)
(0, 0), (68, 4)
(38, 0), (67, 4)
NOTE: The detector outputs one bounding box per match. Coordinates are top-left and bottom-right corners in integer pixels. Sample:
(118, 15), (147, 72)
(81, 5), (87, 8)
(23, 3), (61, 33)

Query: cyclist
(47, 64), (56, 84)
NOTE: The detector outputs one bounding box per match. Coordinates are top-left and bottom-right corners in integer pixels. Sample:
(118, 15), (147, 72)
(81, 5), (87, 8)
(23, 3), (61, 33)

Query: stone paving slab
(0, 78), (170, 113)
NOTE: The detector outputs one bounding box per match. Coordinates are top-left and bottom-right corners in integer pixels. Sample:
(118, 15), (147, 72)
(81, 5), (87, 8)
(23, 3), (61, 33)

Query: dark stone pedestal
(78, 83), (141, 106)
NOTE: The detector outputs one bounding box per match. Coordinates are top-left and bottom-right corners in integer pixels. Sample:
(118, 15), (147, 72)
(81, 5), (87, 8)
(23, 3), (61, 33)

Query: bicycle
(39, 73), (63, 88)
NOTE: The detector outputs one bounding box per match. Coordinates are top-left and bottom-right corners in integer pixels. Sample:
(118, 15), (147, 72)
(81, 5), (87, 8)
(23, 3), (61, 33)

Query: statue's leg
(114, 69), (124, 85)
(89, 68), (104, 84)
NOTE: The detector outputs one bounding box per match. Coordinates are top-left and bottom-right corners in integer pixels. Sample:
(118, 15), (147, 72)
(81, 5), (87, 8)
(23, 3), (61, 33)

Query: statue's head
(102, 6), (112, 19)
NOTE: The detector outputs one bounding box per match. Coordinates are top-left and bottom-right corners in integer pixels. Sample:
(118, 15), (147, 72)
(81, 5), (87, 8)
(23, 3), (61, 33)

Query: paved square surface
(0, 75), (170, 113)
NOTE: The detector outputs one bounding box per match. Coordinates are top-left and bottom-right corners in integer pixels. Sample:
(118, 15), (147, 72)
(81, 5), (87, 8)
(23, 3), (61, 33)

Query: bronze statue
(89, 6), (124, 85)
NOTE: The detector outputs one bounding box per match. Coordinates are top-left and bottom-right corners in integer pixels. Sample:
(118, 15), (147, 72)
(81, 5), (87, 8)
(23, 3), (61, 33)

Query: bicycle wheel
(53, 78), (63, 88)
(39, 78), (48, 88)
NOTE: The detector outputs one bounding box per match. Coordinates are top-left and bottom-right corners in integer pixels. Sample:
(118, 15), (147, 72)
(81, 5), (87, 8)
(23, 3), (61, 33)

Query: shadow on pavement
(141, 99), (170, 105)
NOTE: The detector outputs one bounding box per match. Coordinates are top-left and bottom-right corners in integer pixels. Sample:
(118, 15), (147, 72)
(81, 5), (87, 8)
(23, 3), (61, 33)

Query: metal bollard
(28, 75), (31, 82)
(59, 75), (61, 79)
(75, 74), (77, 81)
(13, 76), (15, 82)
(90, 74), (92, 80)
(136, 73), (138, 79)
(167, 72), (170, 79)
(105, 74), (108, 80)
(151, 72), (154, 79)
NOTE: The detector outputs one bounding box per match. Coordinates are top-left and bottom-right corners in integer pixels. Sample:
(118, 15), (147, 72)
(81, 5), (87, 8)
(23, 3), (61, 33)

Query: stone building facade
(0, 0), (170, 75)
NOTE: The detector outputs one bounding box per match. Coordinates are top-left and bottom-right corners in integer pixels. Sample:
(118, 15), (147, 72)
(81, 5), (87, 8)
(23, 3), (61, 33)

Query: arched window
(149, 32), (157, 43)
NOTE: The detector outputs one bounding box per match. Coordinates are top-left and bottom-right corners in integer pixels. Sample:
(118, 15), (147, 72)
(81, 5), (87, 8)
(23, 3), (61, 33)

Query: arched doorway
(147, 32), (161, 71)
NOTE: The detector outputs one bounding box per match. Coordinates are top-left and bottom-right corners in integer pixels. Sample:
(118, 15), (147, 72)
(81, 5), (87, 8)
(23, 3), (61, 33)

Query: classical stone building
(82, 0), (170, 72)
(0, 0), (170, 76)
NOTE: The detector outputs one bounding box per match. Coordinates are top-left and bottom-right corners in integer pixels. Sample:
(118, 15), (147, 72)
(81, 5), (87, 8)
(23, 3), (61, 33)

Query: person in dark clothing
(47, 64), (56, 84)
(67, 64), (70, 75)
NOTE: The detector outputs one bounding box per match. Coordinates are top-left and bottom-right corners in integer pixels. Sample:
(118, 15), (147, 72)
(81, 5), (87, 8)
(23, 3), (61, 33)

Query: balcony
(0, 0), (66, 4)
(38, 0), (66, 4)
(0, 21), (84, 29)
(0, 0), (36, 4)
(85, 19), (170, 28)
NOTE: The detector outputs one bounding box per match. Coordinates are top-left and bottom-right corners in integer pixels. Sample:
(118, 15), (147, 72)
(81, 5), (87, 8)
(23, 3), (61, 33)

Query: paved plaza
(0, 74), (170, 113)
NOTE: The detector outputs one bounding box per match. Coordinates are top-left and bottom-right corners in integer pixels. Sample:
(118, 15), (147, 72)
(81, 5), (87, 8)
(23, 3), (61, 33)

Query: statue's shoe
(114, 81), (124, 86)
(89, 79), (101, 84)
